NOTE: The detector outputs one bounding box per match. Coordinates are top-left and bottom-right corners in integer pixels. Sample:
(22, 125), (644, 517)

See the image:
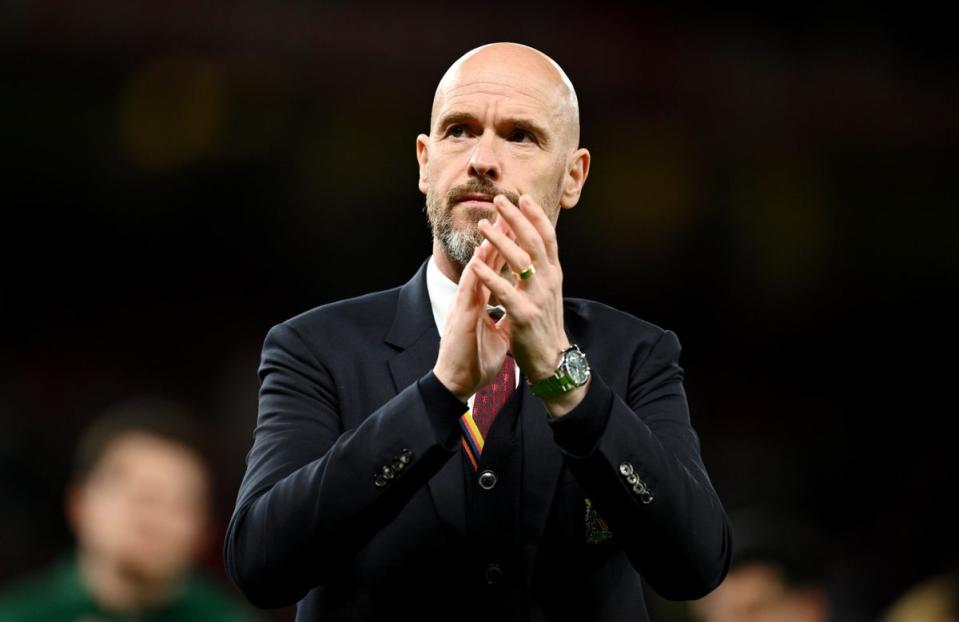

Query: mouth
(455, 193), (495, 206)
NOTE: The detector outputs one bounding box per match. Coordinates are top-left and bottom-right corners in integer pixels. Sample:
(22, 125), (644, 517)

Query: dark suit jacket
(225, 260), (731, 621)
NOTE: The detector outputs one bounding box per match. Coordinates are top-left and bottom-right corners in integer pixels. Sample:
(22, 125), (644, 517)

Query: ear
(559, 147), (590, 209)
(64, 482), (84, 536)
(416, 133), (430, 195)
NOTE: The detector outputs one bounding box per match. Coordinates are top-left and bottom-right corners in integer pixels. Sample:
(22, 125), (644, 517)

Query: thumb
(495, 314), (512, 341)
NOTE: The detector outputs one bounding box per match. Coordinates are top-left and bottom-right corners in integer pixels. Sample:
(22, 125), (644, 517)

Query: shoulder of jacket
(279, 285), (403, 335)
(564, 297), (668, 337)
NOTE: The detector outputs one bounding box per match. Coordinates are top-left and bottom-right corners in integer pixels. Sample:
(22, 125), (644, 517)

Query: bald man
(225, 43), (731, 621)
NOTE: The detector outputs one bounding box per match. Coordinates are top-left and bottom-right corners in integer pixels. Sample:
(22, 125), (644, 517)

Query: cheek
(80, 490), (126, 537)
(429, 145), (467, 176)
(130, 501), (206, 565)
(518, 159), (565, 193)
(155, 508), (205, 556)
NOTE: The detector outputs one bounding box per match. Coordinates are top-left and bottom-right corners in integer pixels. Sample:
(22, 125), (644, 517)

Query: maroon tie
(471, 353), (516, 438)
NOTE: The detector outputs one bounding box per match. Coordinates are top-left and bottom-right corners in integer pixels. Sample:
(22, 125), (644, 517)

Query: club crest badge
(584, 498), (613, 544)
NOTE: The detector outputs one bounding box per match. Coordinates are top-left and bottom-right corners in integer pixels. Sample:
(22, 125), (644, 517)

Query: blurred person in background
(225, 42), (730, 620)
(0, 398), (256, 622)
(881, 573), (959, 622)
(691, 509), (830, 622)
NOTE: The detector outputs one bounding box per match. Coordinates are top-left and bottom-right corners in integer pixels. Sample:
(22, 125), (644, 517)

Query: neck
(78, 550), (180, 615)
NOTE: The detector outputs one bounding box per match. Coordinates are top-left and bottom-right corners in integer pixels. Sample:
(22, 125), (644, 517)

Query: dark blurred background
(1, 2), (956, 620)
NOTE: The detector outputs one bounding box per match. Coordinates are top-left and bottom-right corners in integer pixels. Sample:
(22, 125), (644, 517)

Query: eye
(508, 129), (535, 143)
(448, 124), (468, 138)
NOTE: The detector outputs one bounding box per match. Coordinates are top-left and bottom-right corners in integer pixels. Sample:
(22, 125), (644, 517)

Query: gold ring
(518, 264), (536, 280)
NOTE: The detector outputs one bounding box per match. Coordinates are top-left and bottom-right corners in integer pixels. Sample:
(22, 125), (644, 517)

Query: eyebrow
(436, 111), (551, 146)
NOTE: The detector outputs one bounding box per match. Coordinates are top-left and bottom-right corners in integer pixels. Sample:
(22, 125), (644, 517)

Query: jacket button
(391, 458), (406, 471)
(399, 448), (413, 463)
(619, 462), (634, 477)
(374, 476), (387, 489)
(485, 563), (503, 585)
(478, 469), (497, 490)
(381, 465), (395, 480)
(633, 482), (654, 504)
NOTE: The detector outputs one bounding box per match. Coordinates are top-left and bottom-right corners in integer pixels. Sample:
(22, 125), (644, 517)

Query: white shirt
(425, 255), (521, 409)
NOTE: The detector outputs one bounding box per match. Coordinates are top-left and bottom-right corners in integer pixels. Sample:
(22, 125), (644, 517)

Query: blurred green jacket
(0, 556), (258, 622)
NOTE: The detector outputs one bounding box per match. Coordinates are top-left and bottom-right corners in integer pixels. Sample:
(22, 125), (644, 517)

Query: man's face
(417, 48), (580, 267)
(70, 433), (210, 584)
(692, 563), (829, 622)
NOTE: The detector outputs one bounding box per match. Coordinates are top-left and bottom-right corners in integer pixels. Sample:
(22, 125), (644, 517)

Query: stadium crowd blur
(1, 2), (955, 621)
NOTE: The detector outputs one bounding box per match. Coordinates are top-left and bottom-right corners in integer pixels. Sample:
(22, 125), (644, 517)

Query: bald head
(430, 43), (581, 150)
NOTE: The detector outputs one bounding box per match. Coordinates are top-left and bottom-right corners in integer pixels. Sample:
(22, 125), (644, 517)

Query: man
(0, 398), (256, 621)
(881, 573), (959, 622)
(691, 510), (830, 622)
(225, 42), (731, 620)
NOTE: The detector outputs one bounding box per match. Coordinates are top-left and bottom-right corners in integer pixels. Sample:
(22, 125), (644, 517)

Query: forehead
(433, 62), (567, 129)
(98, 433), (207, 485)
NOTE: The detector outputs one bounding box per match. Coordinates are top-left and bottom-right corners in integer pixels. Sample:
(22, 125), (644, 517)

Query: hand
(433, 218), (514, 403)
(470, 194), (589, 416)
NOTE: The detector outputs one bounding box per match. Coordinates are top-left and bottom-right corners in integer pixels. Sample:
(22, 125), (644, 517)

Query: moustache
(446, 180), (520, 208)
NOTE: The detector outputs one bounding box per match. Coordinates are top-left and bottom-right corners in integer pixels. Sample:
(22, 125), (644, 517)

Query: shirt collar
(426, 255), (458, 336)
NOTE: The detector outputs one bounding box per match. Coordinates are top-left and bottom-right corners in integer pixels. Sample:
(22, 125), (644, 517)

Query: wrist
(530, 337), (572, 381)
(432, 366), (471, 404)
(529, 343), (591, 407)
(543, 377), (591, 417)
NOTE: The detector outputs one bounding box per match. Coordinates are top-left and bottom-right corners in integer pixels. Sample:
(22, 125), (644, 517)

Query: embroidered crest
(584, 498), (613, 544)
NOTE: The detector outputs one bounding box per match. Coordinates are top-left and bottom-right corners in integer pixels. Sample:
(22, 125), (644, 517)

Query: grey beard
(425, 183), (558, 268)
(436, 222), (483, 267)
(426, 193), (485, 268)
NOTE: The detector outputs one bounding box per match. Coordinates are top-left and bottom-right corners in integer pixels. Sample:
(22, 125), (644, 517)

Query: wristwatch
(529, 344), (591, 398)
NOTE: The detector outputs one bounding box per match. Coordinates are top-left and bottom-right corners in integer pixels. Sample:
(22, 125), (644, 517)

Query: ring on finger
(517, 264), (536, 280)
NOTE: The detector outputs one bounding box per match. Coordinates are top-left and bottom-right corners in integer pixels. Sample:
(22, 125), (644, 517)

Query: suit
(224, 259), (731, 621)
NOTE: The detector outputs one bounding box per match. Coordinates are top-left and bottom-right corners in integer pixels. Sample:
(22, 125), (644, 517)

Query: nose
(468, 130), (501, 181)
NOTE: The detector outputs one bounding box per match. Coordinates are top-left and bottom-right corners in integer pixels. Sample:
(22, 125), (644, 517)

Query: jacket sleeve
(223, 322), (465, 608)
(548, 329), (732, 600)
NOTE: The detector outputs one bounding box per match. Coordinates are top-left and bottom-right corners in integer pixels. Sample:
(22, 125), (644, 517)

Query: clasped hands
(433, 194), (589, 417)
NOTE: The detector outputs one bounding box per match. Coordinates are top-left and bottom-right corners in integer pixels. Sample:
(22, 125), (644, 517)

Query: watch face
(565, 348), (590, 385)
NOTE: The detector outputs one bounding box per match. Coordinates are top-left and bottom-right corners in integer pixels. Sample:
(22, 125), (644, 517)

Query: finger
(476, 242), (496, 302)
(489, 215), (513, 273)
(469, 248), (494, 308)
(476, 221), (507, 272)
(494, 313), (511, 339)
(471, 258), (524, 313)
(494, 195), (546, 263)
(519, 195), (559, 264)
(492, 208), (517, 241)
(488, 244), (508, 275)
(473, 235), (492, 264)
(478, 219), (533, 277)
(452, 243), (490, 317)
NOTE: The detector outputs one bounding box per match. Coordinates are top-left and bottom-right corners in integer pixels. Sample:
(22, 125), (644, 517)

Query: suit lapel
(385, 260), (468, 539)
(386, 330), (439, 397)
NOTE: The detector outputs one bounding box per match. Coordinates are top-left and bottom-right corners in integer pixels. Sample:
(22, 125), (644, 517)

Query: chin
(458, 204), (496, 221)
